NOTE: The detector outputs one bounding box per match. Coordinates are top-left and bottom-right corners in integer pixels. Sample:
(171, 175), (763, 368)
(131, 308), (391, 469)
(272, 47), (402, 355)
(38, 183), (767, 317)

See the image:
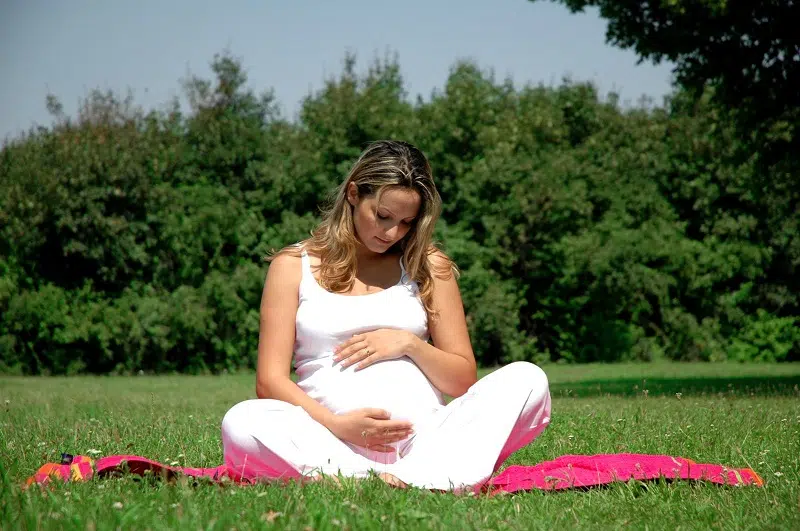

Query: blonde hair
(269, 140), (456, 316)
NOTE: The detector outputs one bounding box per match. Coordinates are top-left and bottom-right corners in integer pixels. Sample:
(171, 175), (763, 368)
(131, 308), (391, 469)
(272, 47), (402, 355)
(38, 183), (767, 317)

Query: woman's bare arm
(406, 251), (478, 397)
(255, 253), (338, 428)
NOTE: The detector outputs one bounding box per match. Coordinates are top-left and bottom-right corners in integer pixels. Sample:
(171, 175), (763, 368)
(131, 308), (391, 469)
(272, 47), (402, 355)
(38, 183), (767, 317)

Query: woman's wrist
(320, 410), (339, 432)
(405, 332), (423, 360)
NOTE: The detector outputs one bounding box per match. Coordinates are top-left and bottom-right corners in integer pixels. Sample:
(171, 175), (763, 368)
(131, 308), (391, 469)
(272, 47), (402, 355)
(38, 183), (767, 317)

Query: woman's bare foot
(378, 472), (407, 489)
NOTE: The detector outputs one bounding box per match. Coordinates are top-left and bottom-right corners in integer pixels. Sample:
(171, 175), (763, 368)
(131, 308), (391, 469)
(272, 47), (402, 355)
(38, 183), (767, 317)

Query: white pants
(221, 361), (551, 491)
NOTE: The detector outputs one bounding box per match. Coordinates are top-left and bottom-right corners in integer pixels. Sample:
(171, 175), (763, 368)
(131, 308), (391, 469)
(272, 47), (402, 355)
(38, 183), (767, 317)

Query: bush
(1, 51), (797, 373)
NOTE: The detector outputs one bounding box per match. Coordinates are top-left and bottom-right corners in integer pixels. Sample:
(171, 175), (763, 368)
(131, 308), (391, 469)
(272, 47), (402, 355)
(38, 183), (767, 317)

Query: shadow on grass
(550, 376), (800, 398)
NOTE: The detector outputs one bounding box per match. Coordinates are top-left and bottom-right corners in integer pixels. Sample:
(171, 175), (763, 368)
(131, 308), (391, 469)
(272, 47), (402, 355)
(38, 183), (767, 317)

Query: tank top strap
(398, 254), (409, 284)
(300, 247), (310, 271)
(297, 246), (317, 299)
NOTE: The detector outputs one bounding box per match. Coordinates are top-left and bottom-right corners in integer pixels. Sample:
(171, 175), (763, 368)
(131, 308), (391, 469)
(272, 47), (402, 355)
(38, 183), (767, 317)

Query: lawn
(2, 362), (799, 530)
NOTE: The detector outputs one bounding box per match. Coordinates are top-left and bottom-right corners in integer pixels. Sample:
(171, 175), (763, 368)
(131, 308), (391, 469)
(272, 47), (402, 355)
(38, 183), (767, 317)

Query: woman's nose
(383, 225), (400, 240)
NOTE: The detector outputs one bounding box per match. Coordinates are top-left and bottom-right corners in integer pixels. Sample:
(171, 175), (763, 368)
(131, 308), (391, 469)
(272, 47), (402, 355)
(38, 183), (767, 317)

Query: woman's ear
(346, 182), (359, 206)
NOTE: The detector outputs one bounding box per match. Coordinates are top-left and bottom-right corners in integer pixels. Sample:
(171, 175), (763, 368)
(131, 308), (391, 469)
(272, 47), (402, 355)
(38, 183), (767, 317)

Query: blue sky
(0, 0), (675, 140)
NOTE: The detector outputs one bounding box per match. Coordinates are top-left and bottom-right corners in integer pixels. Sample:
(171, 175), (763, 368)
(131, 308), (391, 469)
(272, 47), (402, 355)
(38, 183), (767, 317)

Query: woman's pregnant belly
(298, 356), (445, 427)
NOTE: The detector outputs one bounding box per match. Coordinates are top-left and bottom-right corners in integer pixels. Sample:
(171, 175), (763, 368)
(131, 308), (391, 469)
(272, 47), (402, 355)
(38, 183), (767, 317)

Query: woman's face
(347, 183), (421, 254)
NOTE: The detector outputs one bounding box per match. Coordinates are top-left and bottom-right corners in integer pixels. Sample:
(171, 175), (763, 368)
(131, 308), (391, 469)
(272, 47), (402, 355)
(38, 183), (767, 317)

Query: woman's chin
(355, 235), (395, 255)
(370, 239), (394, 253)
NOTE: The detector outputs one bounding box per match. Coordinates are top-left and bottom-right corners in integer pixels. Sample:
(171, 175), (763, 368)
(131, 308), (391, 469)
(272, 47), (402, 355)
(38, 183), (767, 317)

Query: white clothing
(293, 250), (445, 436)
(221, 248), (551, 490)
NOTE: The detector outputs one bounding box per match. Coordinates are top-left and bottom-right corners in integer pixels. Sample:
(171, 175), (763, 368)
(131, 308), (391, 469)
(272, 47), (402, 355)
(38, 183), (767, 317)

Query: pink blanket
(25, 452), (763, 493)
(489, 453), (763, 493)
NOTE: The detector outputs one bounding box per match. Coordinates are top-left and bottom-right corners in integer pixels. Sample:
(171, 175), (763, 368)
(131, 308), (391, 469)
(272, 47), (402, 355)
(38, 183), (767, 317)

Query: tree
(531, 0), (800, 356)
(529, 1), (799, 137)
(3, 49), (798, 373)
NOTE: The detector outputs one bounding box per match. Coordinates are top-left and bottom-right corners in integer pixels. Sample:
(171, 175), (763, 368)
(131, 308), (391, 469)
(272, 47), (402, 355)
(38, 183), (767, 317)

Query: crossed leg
(220, 361), (551, 491)
(387, 361), (552, 491)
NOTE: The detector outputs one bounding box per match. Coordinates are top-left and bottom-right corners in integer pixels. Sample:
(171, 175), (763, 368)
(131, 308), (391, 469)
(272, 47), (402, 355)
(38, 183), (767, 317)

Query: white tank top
(293, 247), (446, 425)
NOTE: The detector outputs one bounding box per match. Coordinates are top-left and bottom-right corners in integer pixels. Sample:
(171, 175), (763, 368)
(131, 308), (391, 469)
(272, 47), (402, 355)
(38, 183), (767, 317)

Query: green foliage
(730, 310), (800, 363)
(530, 0), (800, 362)
(530, 1), (800, 140)
(1, 48), (798, 374)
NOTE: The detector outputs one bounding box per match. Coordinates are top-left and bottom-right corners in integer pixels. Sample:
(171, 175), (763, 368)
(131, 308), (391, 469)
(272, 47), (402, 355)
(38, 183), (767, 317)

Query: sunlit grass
(2, 362), (799, 530)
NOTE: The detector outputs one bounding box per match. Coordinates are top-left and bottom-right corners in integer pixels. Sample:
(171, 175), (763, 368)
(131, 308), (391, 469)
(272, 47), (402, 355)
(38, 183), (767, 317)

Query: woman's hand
(328, 408), (414, 452)
(333, 329), (416, 370)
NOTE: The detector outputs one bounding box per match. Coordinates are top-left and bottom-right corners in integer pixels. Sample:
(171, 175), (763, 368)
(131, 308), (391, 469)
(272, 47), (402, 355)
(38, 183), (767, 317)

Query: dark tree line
(2, 0), (799, 373)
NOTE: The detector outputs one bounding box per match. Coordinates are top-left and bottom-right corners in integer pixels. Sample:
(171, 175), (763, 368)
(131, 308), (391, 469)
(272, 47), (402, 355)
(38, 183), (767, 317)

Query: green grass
(2, 362), (799, 530)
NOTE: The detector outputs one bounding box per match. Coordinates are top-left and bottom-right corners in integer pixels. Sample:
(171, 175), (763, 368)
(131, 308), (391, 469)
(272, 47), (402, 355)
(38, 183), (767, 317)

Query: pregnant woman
(221, 140), (551, 491)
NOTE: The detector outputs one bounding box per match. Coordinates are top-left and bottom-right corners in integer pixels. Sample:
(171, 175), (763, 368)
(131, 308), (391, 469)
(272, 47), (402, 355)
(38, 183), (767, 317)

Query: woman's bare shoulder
(266, 246), (304, 285)
(426, 246), (458, 280)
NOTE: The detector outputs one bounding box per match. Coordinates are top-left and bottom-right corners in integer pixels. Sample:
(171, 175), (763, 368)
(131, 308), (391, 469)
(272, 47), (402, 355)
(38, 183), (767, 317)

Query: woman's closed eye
(378, 210), (414, 225)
